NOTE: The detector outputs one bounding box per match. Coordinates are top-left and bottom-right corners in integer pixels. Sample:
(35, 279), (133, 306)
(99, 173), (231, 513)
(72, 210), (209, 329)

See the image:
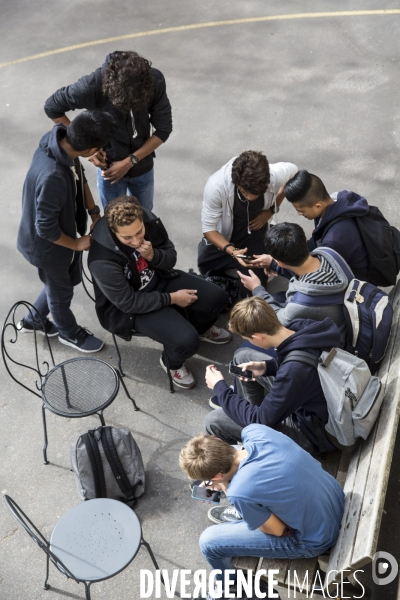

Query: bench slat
(325, 283), (400, 589)
(324, 437), (369, 590)
(351, 292), (400, 567)
(232, 556), (260, 572)
(259, 557), (289, 586)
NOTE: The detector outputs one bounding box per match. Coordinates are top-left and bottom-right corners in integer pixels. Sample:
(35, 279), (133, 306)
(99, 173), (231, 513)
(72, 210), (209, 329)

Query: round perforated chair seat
(50, 498), (142, 581)
(41, 358), (119, 417)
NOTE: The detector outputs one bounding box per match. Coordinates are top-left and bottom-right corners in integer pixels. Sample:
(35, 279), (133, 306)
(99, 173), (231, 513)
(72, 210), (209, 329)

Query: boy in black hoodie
(205, 296), (340, 459)
(44, 50), (172, 211)
(282, 169), (369, 280)
(88, 196), (231, 389)
(17, 111), (115, 352)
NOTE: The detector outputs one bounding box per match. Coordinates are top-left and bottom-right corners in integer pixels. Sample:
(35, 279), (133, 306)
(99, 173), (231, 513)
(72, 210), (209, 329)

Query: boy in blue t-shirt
(179, 424), (344, 599)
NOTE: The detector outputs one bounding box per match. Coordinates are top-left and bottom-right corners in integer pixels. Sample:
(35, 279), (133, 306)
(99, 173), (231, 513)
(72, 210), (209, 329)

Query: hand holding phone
(191, 485), (222, 504)
(236, 254), (255, 263)
(228, 361), (255, 380)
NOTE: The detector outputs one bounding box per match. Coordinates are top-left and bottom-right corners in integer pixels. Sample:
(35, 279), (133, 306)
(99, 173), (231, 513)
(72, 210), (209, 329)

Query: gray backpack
(282, 348), (384, 451)
(71, 426), (145, 506)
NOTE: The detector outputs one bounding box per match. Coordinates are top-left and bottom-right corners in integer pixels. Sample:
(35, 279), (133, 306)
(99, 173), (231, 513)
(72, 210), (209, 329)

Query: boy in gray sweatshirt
(239, 222), (349, 346)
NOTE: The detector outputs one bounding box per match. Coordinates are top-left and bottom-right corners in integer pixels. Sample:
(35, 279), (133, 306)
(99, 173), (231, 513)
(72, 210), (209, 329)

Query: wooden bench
(234, 281), (400, 598)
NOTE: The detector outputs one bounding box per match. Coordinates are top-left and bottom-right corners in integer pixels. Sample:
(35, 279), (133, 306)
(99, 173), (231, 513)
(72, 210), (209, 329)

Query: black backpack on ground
(71, 426), (145, 507)
(319, 205), (400, 287)
(188, 268), (239, 312)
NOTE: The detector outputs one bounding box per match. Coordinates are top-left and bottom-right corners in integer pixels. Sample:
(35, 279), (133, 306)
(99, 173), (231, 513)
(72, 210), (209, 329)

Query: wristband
(223, 243), (235, 254)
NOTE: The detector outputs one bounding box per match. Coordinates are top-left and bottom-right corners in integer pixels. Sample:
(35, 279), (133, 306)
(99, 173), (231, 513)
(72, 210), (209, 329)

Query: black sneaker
(58, 327), (104, 353)
(208, 505), (242, 524)
(17, 318), (59, 337)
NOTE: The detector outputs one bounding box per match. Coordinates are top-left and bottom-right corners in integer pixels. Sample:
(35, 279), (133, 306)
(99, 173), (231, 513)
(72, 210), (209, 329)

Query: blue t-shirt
(227, 424), (344, 551)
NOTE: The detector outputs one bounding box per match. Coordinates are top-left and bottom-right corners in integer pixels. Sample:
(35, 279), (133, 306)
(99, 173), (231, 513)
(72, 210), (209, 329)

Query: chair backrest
(1, 301), (56, 398)
(3, 494), (78, 582)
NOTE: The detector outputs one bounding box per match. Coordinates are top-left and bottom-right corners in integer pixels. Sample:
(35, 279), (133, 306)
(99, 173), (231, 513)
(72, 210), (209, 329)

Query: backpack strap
(100, 427), (141, 506)
(316, 216), (347, 246)
(292, 291), (345, 307)
(281, 350), (319, 368)
(316, 246), (354, 281)
(281, 351), (329, 456)
(82, 431), (107, 499)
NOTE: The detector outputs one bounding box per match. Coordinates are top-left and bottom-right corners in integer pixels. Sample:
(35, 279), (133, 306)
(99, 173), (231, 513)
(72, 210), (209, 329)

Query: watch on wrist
(129, 154), (139, 166)
(88, 205), (100, 216)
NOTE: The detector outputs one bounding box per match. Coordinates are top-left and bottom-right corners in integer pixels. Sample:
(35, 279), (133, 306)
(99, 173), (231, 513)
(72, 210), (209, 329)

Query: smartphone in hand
(228, 361), (254, 380)
(191, 485), (222, 504)
(236, 254), (255, 262)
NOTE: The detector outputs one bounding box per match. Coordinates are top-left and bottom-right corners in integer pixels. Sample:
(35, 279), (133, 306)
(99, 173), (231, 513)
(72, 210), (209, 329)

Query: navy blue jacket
(213, 318), (342, 452)
(308, 190), (369, 279)
(17, 124), (86, 270)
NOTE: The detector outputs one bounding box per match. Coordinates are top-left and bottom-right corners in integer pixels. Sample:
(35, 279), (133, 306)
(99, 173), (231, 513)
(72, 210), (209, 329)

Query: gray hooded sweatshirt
(253, 248), (349, 347)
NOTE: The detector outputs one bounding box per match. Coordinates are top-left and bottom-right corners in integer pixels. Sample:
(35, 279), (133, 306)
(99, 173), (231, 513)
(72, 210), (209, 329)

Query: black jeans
(25, 253), (82, 338)
(133, 271), (229, 369)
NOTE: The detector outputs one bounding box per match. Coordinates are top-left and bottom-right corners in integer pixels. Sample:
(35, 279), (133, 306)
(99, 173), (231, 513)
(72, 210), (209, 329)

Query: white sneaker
(208, 505), (242, 524)
(199, 326), (232, 344)
(160, 356), (196, 389)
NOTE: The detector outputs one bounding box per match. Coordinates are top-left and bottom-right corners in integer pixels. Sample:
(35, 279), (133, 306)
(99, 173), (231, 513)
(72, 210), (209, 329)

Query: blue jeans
(199, 521), (317, 585)
(97, 167), (154, 210)
(25, 253), (81, 338)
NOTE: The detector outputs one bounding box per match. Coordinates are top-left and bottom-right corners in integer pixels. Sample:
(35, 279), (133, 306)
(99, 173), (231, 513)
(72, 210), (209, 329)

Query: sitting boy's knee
(199, 525), (218, 554)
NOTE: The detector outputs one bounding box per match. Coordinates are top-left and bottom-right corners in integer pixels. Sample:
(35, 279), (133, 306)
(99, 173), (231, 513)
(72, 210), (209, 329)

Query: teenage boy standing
(17, 110), (115, 352)
(44, 50), (172, 210)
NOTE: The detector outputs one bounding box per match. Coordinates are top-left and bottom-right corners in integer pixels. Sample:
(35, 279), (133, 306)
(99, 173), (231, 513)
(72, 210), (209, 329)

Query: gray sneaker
(208, 505), (242, 524)
(58, 328), (104, 353)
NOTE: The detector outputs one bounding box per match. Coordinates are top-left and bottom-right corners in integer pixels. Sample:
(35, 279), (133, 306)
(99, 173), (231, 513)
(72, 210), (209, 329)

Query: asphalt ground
(1, 2), (400, 599)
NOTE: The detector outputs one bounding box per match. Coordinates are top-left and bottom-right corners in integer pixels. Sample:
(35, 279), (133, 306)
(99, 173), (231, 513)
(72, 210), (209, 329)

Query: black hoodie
(44, 58), (172, 178)
(88, 212), (177, 340)
(17, 124), (87, 270)
(308, 190), (369, 279)
(213, 318), (342, 452)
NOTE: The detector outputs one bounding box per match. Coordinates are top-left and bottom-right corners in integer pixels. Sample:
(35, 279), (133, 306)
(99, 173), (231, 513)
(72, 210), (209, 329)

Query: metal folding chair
(4, 495), (166, 600)
(1, 301), (139, 464)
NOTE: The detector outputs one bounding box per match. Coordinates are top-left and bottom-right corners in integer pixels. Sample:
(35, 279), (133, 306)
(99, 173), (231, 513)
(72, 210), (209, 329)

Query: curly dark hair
(104, 196), (143, 232)
(231, 151), (270, 196)
(102, 51), (155, 114)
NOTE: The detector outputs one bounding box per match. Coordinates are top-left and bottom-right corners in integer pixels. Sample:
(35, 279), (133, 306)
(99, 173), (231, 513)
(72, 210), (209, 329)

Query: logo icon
(372, 551), (398, 585)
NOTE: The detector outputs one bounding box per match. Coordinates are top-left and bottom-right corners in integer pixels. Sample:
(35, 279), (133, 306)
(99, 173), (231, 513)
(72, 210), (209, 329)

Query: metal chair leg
(43, 552), (50, 590)
(112, 334), (125, 377)
(42, 404), (49, 465)
(117, 370), (140, 411)
(141, 538), (180, 598)
(141, 537), (160, 570)
(98, 411), (106, 426)
(162, 346), (175, 394)
(84, 582), (92, 600)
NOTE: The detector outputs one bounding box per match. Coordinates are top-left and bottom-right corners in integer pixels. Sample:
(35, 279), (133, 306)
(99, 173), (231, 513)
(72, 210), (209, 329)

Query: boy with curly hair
(44, 50), (172, 210)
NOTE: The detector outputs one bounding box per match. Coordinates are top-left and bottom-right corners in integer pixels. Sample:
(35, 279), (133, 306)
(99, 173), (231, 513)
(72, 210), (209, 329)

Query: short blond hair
(229, 296), (281, 338)
(179, 434), (236, 480)
(104, 196), (143, 232)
